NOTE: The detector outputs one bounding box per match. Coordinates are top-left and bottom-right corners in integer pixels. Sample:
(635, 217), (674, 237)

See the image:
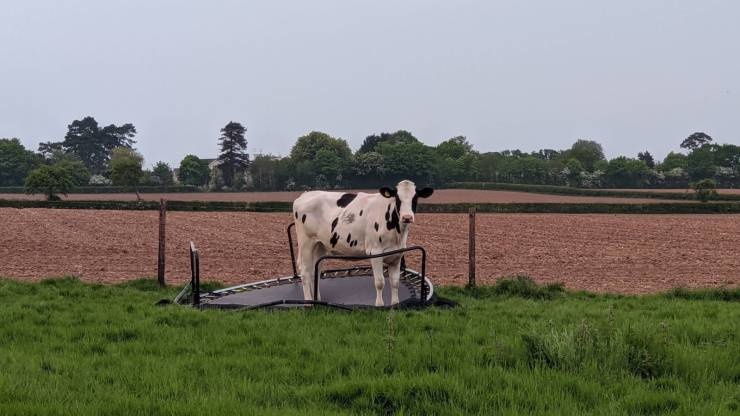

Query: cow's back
(293, 191), (345, 239)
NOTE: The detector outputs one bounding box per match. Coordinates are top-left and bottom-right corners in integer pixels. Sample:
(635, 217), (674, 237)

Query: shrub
(24, 164), (74, 200)
(692, 178), (718, 202)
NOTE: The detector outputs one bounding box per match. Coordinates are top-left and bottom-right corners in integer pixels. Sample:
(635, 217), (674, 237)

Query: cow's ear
(379, 187), (396, 198)
(416, 187), (434, 198)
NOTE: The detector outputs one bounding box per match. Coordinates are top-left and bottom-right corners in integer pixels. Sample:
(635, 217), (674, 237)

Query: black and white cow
(292, 180), (434, 306)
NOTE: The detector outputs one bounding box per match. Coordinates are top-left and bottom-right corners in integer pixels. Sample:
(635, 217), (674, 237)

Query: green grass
(0, 277), (738, 415)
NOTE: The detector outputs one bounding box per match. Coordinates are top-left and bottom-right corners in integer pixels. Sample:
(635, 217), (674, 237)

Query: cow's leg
(388, 257), (402, 306)
(299, 241), (315, 301)
(312, 243), (326, 301)
(370, 258), (385, 307)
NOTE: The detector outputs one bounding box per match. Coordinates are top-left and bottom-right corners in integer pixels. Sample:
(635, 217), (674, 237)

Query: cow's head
(379, 180), (434, 225)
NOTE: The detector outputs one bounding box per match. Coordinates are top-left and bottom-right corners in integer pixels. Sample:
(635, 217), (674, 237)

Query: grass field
(0, 277), (738, 415)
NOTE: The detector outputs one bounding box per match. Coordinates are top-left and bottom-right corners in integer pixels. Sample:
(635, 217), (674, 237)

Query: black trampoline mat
(206, 275), (415, 307)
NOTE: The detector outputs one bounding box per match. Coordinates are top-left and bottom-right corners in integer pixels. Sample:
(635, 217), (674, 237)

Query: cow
(292, 180), (434, 306)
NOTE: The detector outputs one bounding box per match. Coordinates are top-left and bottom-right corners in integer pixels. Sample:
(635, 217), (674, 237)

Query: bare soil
(0, 189), (683, 204)
(1, 208), (737, 294)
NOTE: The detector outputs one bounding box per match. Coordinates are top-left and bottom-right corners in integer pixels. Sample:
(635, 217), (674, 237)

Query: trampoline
(175, 223), (435, 310)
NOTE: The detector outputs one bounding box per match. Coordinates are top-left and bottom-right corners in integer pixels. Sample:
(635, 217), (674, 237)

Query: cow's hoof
(375, 300), (385, 307)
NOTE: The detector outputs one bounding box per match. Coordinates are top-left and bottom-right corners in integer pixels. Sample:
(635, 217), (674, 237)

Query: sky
(1, 0), (738, 167)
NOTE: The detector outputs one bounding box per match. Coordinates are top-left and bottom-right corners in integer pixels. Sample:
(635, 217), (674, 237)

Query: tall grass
(0, 277), (737, 415)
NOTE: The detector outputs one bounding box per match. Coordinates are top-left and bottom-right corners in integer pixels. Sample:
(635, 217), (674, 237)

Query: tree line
(243, 130), (739, 191)
(1, 116), (738, 199)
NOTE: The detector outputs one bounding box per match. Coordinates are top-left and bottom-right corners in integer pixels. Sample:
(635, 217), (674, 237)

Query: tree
(681, 132), (713, 151)
(603, 157), (651, 188)
(712, 144), (740, 171)
(532, 149), (562, 160)
(178, 155), (210, 186)
(687, 145), (716, 180)
(563, 158), (584, 186)
(565, 139), (605, 171)
(25, 165), (73, 200)
(357, 130), (420, 154)
(217, 121), (249, 188)
(433, 136), (479, 183)
(436, 136), (473, 159)
(151, 161), (174, 190)
(353, 152), (384, 176)
(314, 148), (345, 186)
(0, 138), (40, 186)
(290, 131), (352, 187)
(376, 140), (435, 184)
(661, 152), (688, 171)
(110, 147), (144, 200)
(38, 147), (91, 186)
(55, 159), (91, 186)
(60, 116), (137, 175)
(37, 141), (64, 160)
(637, 151), (655, 169)
(249, 154), (281, 190)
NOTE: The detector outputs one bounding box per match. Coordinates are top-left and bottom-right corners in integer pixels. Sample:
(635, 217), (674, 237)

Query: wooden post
(468, 206), (476, 287)
(158, 199), (167, 287)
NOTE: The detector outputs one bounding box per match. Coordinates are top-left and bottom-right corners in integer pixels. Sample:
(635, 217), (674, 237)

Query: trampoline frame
(177, 223), (433, 310)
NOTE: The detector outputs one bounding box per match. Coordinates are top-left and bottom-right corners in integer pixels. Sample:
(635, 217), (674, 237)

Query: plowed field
(1, 208), (738, 294)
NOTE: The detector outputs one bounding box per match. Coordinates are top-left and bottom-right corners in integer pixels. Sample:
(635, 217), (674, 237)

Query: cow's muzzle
(401, 214), (414, 224)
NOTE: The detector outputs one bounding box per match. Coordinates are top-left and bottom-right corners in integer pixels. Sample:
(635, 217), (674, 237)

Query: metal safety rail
(287, 222), (429, 303)
(189, 241), (200, 305)
(312, 245), (428, 303)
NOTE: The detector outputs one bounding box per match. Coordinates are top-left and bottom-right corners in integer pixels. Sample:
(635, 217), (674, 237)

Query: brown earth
(1, 208), (738, 294)
(0, 189), (683, 204)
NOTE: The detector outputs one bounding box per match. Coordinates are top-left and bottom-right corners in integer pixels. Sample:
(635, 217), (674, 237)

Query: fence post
(468, 206), (476, 287)
(158, 198), (167, 287)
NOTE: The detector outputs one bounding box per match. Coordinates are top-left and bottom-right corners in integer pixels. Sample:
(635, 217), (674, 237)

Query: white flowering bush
(664, 167), (687, 178)
(579, 170), (604, 188)
(88, 175), (112, 185)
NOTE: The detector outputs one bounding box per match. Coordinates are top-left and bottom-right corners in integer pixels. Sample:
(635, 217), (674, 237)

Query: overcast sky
(1, 0), (738, 167)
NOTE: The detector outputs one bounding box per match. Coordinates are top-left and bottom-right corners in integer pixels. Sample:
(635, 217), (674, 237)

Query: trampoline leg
(388, 259), (401, 306)
(371, 258), (385, 307)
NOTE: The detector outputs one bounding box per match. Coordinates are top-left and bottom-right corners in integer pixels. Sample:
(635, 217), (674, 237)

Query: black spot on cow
(359, 210), (363, 216)
(394, 195), (401, 212)
(301, 214), (306, 223)
(331, 217), (339, 232)
(379, 236), (382, 243)
(336, 193), (357, 207)
(346, 233), (352, 244)
(374, 222), (379, 231)
(330, 232), (339, 248)
(294, 212), (298, 219)
(386, 209), (400, 233)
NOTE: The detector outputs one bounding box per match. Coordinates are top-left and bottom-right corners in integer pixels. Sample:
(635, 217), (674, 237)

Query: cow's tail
(292, 201), (303, 276)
